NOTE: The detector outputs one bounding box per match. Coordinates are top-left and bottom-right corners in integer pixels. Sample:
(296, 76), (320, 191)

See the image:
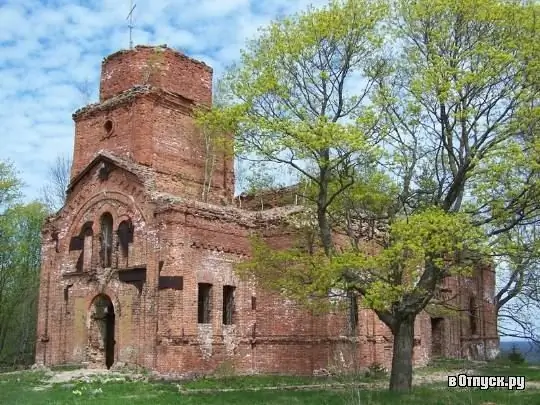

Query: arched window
(69, 221), (93, 272)
(117, 220), (134, 257)
(100, 213), (113, 268)
(117, 219), (134, 268)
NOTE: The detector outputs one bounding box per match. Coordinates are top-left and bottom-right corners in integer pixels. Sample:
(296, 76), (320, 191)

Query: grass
(478, 363), (540, 381)
(176, 371), (384, 390)
(0, 361), (539, 405)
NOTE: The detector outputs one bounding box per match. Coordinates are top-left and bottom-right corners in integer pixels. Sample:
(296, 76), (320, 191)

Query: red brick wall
(37, 167), (496, 374)
(71, 46), (233, 203)
(100, 45), (212, 105)
(36, 165), (156, 368)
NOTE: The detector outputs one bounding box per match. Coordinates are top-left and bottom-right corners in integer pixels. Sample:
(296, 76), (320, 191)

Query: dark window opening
(69, 222), (94, 252)
(64, 284), (73, 302)
(64, 284), (73, 314)
(223, 286), (235, 325)
(198, 283), (212, 324)
(117, 220), (134, 257)
(71, 224), (94, 272)
(251, 296), (257, 311)
(118, 267), (146, 294)
(69, 236), (84, 251)
(469, 296), (478, 335)
(75, 252), (84, 272)
(98, 163), (113, 181)
(52, 231), (59, 253)
(158, 276), (183, 290)
(104, 120), (113, 135)
(100, 213), (113, 268)
(431, 317), (444, 357)
(347, 291), (359, 335)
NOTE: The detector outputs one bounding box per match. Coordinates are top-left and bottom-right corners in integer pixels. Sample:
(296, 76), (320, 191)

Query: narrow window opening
(223, 286), (235, 325)
(104, 120), (113, 135)
(117, 219), (133, 268)
(347, 290), (359, 335)
(64, 284), (73, 302)
(469, 296), (478, 335)
(100, 213), (113, 268)
(52, 231), (59, 253)
(198, 283), (212, 324)
(431, 317), (444, 357)
(251, 296), (257, 311)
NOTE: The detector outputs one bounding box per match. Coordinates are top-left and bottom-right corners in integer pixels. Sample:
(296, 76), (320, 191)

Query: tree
(0, 161), (22, 210)
(198, 0), (540, 392)
(368, 0), (539, 389)
(40, 154), (72, 213)
(495, 225), (540, 345)
(0, 161), (48, 366)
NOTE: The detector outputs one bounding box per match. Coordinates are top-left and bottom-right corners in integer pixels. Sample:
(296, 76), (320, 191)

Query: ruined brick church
(35, 45), (499, 374)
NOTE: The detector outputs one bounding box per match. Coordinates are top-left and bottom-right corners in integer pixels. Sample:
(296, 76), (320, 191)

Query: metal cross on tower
(126, 0), (137, 49)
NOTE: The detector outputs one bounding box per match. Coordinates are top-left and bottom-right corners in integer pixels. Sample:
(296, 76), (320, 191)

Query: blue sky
(0, 0), (327, 201)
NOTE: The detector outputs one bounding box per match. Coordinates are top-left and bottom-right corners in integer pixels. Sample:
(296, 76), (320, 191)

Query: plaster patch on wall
(223, 324), (238, 356)
(73, 298), (87, 362)
(119, 346), (138, 363)
(197, 324), (213, 360)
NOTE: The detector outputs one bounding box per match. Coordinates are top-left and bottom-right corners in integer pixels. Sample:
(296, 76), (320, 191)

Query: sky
(0, 0), (327, 201)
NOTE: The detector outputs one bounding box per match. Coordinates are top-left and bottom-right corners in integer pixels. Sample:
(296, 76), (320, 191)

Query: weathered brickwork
(35, 45), (499, 375)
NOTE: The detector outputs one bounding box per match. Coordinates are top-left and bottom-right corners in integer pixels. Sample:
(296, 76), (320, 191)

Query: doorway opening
(88, 294), (115, 369)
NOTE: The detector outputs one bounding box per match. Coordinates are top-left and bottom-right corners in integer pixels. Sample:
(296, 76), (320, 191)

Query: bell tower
(70, 45), (234, 203)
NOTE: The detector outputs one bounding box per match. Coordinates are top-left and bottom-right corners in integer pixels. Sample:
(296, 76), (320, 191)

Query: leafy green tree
(0, 161), (22, 210)
(0, 161), (48, 367)
(198, 0), (540, 391)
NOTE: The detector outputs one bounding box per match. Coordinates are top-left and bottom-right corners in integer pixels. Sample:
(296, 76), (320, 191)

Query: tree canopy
(0, 160), (48, 367)
(198, 0), (540, 392)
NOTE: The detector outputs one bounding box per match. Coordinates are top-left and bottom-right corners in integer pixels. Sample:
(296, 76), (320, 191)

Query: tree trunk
(317, 160), (333, 255)
(389, 315), (415, 392)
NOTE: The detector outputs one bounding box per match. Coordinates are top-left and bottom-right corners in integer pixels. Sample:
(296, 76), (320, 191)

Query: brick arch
(85, 287), (122, 318)
(86, 290), (119, 369)
(117, 213), (133, 224)
(66, 190), (148, 246)
(94, 203), (120, 232)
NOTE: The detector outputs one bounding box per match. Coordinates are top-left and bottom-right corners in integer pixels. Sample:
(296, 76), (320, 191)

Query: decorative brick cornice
(72, 85), (194, 121)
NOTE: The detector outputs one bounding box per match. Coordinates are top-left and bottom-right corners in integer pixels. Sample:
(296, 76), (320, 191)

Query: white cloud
(0, 0), (329, 201)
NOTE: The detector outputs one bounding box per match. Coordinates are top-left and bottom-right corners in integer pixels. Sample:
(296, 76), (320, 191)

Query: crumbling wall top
(99, 45), (212, 105)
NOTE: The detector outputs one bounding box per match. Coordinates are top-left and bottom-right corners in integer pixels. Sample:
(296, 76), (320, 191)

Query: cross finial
(126, 0), (137, 49)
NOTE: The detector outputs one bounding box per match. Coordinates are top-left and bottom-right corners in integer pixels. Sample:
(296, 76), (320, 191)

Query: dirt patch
(47, 369), (129, 384)
(28, 367), (147, 391)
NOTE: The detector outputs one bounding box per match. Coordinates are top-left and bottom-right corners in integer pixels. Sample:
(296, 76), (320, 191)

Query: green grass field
(1, 360), (539, 405)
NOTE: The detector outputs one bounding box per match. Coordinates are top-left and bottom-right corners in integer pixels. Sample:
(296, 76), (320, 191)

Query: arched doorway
(88, 294), (115, 369)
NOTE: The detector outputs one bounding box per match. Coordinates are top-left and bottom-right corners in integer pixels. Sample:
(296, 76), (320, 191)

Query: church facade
(35, 45), (499, 375)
